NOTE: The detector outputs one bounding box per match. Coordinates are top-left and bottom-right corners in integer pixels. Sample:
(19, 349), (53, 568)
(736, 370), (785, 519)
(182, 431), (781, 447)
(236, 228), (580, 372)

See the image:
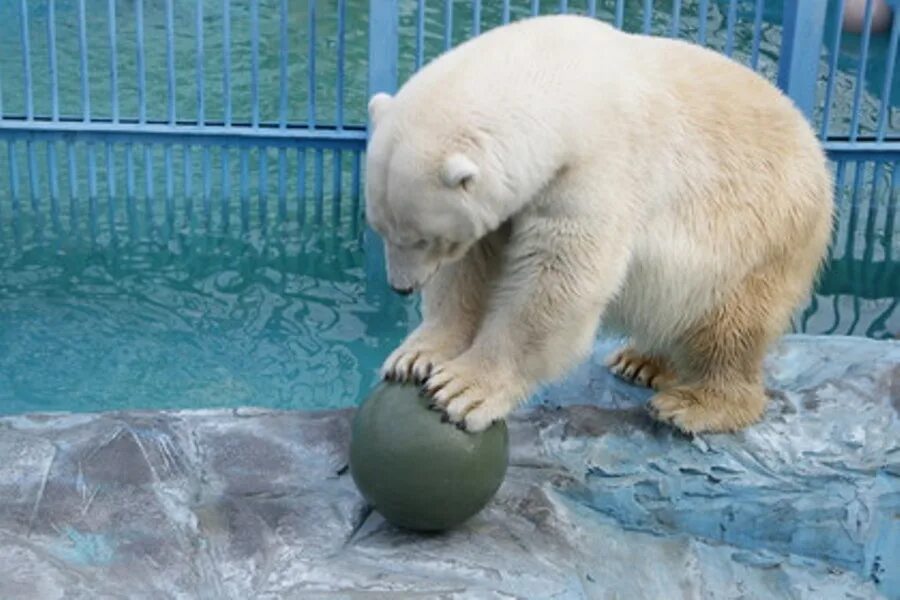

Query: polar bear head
(364, 92), (505, 295)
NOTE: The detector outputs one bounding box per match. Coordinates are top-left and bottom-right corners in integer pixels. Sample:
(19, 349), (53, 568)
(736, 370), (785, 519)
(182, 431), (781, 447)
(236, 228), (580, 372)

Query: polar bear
(364, 14), (833, 434)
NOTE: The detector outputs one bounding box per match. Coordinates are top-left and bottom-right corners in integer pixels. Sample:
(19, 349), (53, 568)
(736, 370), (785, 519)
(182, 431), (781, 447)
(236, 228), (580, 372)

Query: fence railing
(0, 0), (896, 337)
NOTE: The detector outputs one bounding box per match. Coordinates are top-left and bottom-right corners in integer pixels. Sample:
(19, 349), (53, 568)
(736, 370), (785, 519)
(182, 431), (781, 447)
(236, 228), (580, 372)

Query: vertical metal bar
(48, 142), (60, 231)
(106, 143), (116, 229)
(529, 0), (537, 17)
(615, 0), (625, 29)
(778, 0), (828, 121)
(279, 0), (288, 128)
(144, 145), (154, 226)
(642, 0), (653, 34)
(196, 0), (205, 125)
(351, 150), (361, 236)
(108, 0), (119, 123)
(164, 145), (174, 226)
(78, 0), (90, 121)
(258, 149), (268, 226)
(698, 0), (709, 44)
(240, 148), (249, 229)
(444, 0), (453, 51)
(221, 150), (230, 226)
(367, 0), (399, 295)
(184, 145), (193, 220)
(202, 146), (212, 220)
(588, 0), (596, 18)
(750, 0), (765, 69)
(560, 0), (568, 14)
(844, 161), (865, 261)
(416, 0), (425, 69)
(297, 148), (306, 224)
(670, 0), (682, 37)
(473, 0), (481, 35)
(336, 0), (346, 130)
(725, 0), (737, 56)
(876, 15), (899, 141)
(861, 161), (884, 268)
(0, 38), (4, 119)
(820, 0), (845, 139)
(223, 0), (232, 126)
(308, 0), (317, 129)
(87, 143), (98, 237)
(165, 0), (176, 125)
(136, 0), (146, 124)
(6, 140), (19, 218)
(251, 0), (260, 128)
(314, 149), (324, 225)
(883, 163), (898, 262)
(67, 142), (78, 230)
(20, 0), (33, 120)
(27, 141), (39, 213)
(849, 0), (875, 142)
(278, 148), (287, 220)
(9, 142), (20, 221)
(47, 0), (59, 120)
(332, 150), (342, 227)
(126, 144), (135, 231)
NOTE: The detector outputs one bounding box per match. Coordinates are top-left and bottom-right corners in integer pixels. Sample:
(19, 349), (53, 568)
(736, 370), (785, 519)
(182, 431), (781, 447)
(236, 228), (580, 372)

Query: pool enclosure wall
(0, 0), (897, 334)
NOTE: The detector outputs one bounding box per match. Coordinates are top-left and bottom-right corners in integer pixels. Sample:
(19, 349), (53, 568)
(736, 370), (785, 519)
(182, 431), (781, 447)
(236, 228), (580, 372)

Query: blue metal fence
(0, 0), (897, 336)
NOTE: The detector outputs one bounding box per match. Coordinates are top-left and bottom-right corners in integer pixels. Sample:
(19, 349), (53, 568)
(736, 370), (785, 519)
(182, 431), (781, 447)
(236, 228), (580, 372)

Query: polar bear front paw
(423, 357), (527, 432)
(381, 331), (468, 384)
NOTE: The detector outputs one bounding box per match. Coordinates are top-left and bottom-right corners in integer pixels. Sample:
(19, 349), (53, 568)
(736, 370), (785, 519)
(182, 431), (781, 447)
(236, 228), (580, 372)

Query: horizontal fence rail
(0, 0), (897, 339)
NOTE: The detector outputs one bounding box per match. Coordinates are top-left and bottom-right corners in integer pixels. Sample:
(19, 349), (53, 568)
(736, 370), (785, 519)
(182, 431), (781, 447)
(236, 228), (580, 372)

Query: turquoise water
(0, 1), (897, 415)
(0, 226), (414, 415)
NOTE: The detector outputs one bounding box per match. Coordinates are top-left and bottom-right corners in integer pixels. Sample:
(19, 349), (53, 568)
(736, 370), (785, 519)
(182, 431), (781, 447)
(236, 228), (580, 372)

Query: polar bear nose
(391, 285), (415, 296)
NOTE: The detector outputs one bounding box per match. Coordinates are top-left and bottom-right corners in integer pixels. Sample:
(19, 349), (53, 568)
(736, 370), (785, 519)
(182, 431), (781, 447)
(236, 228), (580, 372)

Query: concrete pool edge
(0, 333), (896, 598)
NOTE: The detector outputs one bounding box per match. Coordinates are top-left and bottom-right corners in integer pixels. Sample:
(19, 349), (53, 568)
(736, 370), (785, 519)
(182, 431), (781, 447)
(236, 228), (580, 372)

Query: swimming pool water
(0, 228), (414, 415)
(0, 1), (897, 415)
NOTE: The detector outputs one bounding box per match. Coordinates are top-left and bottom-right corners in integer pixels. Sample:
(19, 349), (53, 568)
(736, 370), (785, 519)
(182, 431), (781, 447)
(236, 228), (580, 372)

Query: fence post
(777, 0), (828, 122)
(365, 0), (399, 300)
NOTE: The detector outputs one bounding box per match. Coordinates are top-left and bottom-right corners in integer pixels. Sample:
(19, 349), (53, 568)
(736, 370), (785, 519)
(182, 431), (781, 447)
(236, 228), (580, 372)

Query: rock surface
(0, 335), (896, 599)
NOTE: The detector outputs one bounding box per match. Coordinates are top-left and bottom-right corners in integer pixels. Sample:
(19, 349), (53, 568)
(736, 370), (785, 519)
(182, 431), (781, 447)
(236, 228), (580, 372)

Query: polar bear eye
(413, 239), (428, 250)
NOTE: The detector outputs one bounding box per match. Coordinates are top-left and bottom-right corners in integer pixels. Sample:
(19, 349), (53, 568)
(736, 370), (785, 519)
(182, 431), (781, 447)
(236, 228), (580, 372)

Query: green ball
(349, 381), (509, 532)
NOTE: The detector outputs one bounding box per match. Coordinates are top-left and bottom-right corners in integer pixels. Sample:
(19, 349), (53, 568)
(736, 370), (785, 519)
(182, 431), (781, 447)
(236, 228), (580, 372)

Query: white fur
(366, 15), (834, 432)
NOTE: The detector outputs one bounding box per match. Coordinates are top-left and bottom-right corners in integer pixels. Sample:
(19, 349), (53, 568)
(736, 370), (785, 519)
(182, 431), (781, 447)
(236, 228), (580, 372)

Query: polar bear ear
(440, 153), (479, 191)
(367, 92), (393, 126)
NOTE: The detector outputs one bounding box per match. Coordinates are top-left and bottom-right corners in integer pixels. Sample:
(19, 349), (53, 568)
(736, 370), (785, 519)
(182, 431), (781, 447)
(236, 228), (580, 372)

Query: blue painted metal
(279, 0), (288, 129)
(849, 0), (875, 142)
(222, 0), (231, 126)
(108, 0), (119, 123)
(778, 0), (828, 120)
(0, 0), (894, 317)
(196, 0), (205, 125)
(750, 0), (765, 68)
(366, 0), (399, 297)
(251, 0), (260, 129)
(820, 0), (845, 139)
(698, 0), (709, 44)
(473, 0), (482, 36)
(642, 0), (653, 34)
(47, 0), (58, 121)
(670, 0), (682, 38)
(337, 0), (346, 131)
(136, 0), (146, 124)
(725, 0), (738, 56)
(308, 0), (317, 130)
(19, 0), (33, 121)
(444, 0), (453, 50)
(876, 11), (899, 142)
(77, 0), (90, 122)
